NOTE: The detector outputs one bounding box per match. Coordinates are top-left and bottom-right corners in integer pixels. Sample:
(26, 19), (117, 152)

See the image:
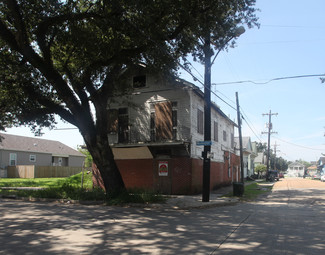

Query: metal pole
(266, 110), (271, 174)
(202, 33), (211, 202)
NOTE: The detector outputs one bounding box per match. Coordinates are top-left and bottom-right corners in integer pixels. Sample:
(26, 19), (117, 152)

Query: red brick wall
(170, 158), (192, 194)
(92, 152), (240, 195)
(116, 159), (154, 190)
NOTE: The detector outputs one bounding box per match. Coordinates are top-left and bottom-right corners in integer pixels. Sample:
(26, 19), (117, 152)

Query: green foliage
(255, 164), (267, 173)
(256, 142), (267, 153)
(78, 146), (93, 167)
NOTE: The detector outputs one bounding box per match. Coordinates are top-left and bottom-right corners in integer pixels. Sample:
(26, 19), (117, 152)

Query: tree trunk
(85, 134), (125, 194)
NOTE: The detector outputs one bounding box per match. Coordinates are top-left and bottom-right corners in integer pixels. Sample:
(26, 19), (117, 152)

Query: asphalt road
(0, 178), (324, 254)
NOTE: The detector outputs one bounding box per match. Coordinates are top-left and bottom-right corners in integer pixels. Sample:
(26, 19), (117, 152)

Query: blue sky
(179, 0), (325, 162)
(5, 0), (325, 162)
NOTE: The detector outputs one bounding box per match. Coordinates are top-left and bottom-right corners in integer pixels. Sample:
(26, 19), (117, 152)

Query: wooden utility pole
(202, 33), (212, 202)
(262, 110), (278, 178)
(236, 92), (244, 184)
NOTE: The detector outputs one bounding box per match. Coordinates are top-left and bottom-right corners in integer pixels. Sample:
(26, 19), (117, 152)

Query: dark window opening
(197, 109), (204, 134)
(133, 75), (146, 88)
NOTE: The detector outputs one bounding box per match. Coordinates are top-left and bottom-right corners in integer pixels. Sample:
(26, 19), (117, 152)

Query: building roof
(0, 133), (84, 157)
(234, 137), (253, 153)
(288, 162), (305, 168)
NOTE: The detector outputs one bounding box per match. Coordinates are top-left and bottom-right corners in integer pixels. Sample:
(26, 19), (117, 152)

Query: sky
(4, 0), (325, 162)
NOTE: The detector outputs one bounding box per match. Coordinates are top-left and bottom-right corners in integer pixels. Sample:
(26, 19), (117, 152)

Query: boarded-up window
(155, 101), (173, 140)
(214, 121), (218, 142)
(197, 109), (204, 134)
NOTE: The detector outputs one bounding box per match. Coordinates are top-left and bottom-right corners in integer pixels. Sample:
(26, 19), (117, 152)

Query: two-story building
(93, 68), (240, 194)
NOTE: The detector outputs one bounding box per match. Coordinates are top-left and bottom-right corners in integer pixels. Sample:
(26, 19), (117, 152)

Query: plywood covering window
(155, 101), (173, 141)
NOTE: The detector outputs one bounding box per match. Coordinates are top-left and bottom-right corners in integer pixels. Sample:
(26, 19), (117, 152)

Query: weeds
(0, 173), (165, 204)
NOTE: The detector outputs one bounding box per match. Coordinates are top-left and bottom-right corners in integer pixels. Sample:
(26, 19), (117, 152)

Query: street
(0, 178), (325, 254)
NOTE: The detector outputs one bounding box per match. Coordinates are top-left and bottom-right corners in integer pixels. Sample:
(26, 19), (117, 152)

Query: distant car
(312, 173), (321, 180)
(279, 172), (284, 178)
(267, 170), (279, 182)
(321, 174), (325, 182)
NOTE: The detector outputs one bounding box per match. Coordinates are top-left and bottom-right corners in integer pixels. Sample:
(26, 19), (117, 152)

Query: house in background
(234, 137), (256, 178)
(0, 133), (85, 170)
(93, 69), (240, 194)
(287, 162), (305, 177)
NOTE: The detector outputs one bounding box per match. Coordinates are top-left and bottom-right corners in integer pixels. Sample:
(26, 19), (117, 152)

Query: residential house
(93, 69), (240, 194)
(287, 162), (305, 177)
(234, 137), (256, 178)
(306, 165), (317, 177)
(0, 133), (85, 170)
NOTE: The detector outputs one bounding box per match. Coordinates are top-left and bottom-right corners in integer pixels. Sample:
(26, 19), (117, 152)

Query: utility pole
(202, 32), (212, 202)
(236, 92), (244, 184)
(262, 110), (278, 178)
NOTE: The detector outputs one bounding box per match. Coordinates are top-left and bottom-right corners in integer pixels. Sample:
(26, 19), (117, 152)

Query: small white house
(287, 162), (305, 177)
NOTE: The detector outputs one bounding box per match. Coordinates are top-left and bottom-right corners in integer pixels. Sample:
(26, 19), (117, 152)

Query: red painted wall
(92, 153), (240, 195)
(116, 159), (154, 190)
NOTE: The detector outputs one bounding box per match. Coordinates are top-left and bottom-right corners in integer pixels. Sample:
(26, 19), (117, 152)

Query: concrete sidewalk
(1, 182), (260, 210)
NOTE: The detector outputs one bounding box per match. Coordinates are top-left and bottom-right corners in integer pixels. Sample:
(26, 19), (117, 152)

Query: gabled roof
(234, 137), (253, 153)
(288, 162), (305, 167)
(0, 133), (84, 157)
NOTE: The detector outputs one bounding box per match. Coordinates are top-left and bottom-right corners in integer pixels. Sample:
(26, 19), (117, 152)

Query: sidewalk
(1, 182), (259, 210)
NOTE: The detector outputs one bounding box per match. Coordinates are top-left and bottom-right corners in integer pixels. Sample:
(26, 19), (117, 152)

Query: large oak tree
(0, 0), (258, 193)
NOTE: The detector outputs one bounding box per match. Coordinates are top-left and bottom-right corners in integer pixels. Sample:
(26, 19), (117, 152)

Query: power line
(274, 136), (325, 151)
(212, 73), (325, 86)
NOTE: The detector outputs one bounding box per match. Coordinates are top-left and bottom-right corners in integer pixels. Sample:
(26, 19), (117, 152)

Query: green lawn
(0, 172), (165, 204)
(0, 171), (93, 189)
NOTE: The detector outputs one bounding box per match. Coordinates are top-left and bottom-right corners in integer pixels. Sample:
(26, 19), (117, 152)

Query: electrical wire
(212, 73), (325, 86)
(274, 136), (325, 151)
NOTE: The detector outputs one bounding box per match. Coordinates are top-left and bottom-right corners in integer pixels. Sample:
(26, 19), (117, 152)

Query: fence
(7, 165), (83, 178)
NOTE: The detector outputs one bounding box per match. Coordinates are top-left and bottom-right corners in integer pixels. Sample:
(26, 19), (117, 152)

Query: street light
(202, 26), (245, 202)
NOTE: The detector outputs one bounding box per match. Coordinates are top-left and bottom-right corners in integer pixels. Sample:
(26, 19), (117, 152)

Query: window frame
(9, 153), (17, 166)
(29, 154), (36, 163)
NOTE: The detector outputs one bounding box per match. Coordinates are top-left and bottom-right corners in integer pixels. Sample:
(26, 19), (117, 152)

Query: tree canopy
(0, 0), (258, 192)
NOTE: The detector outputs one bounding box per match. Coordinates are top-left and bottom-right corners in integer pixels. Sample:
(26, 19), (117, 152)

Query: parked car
(321, 174), (325, 182)
(312, 173), (321, 180)
(267, 170), (279, 182)
(279, 172), (284, 178)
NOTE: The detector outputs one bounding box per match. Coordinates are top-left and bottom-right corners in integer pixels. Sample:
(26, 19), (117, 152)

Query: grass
(241, 182), (273, 200)
(0, 172), (165, 204)
(224, 182), (273, 201)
